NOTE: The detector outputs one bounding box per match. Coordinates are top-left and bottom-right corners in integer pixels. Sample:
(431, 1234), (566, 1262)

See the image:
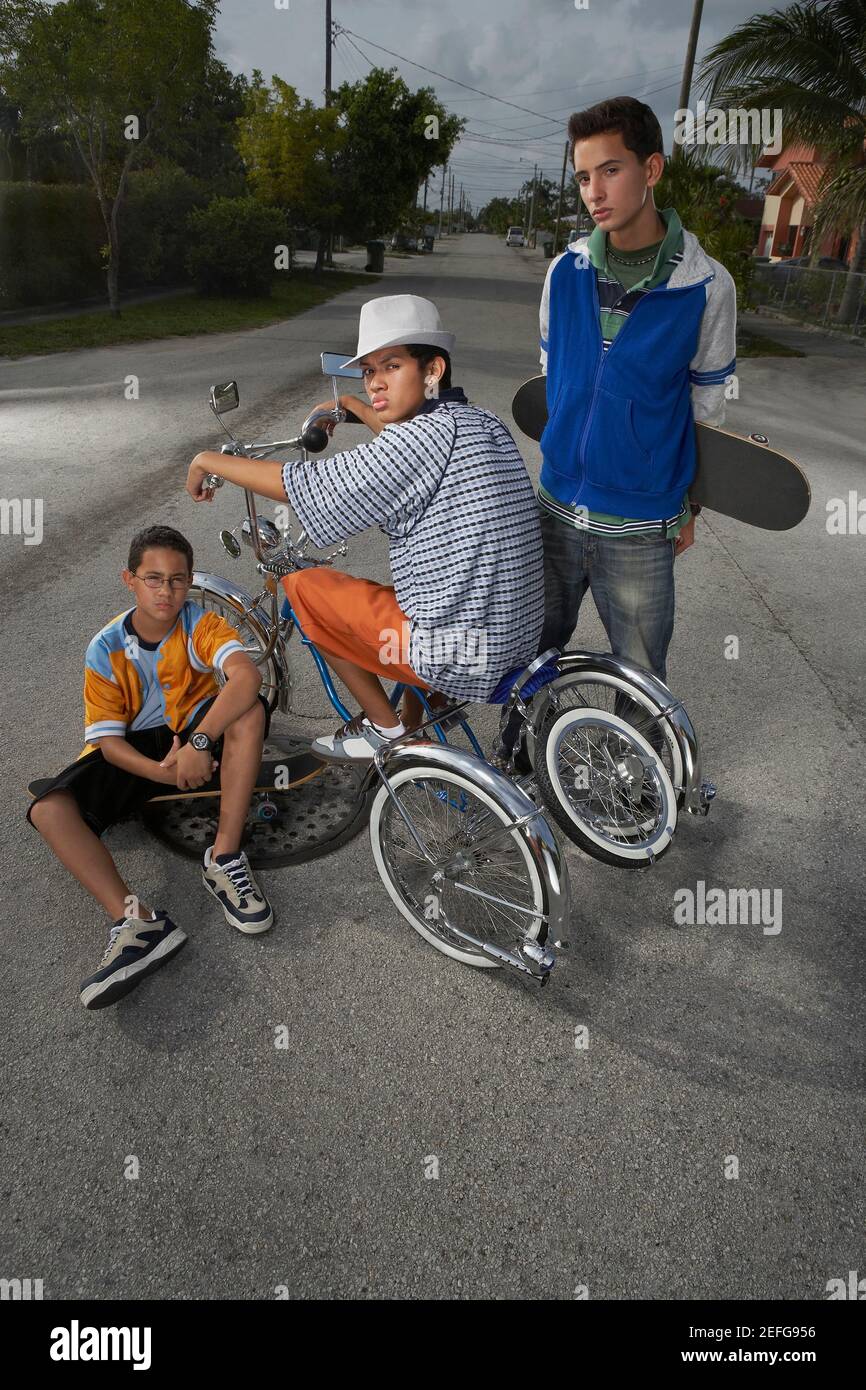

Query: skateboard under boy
(28, 740), (374, 869)
(511, 374), (811, 530)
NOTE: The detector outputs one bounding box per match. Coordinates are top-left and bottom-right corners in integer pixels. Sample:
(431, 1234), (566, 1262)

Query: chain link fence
(748, 263), (866, 338)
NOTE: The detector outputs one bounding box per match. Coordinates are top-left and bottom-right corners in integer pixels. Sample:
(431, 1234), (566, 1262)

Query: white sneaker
(311, 713), (399, 762)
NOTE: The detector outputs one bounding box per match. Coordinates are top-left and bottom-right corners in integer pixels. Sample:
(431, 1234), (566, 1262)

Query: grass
(0, 269), (380, 359)
(736, 328), (806, 358)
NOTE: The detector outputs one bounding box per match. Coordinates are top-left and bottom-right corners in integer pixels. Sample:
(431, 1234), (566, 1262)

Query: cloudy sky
(211, 0), (779, 209)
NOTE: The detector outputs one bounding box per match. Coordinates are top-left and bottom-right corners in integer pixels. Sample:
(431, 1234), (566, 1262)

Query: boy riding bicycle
(187, 294), (546, 762)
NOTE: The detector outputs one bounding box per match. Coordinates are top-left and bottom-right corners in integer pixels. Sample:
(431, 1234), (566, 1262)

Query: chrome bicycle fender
(191, 570), (288, 693)
(372, 740), (570, 944)
(527, 650), (709, 817)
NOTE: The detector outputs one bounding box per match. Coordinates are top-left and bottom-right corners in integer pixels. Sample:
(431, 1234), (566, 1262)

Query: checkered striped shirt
(282, 397), (544, 700)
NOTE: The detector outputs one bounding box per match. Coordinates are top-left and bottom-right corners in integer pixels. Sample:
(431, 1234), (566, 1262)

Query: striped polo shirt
(282, 389), (545, 701)
(539, 206), (692, 538)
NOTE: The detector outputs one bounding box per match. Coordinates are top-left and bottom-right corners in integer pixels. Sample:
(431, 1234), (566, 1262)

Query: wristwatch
(190, 731), (215, 753)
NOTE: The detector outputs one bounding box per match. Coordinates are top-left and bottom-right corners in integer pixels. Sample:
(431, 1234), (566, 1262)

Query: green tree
(656, 147), (756, 300)
(478, 196), (527, 237)
(235, 71), (344, 270)
(527, 175), (559, 234)
(700, 0), (866, 323)
(331, 69), (464, 252)
(237, 67), (463, 272)
(153, 57), (249, 185)
(0, 0), (217, 315)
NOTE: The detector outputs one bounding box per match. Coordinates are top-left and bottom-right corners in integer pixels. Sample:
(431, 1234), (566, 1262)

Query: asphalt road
(1, 233), (863, 1300)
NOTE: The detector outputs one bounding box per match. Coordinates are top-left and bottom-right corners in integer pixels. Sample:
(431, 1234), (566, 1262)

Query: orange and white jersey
(80, 601), (244, 757)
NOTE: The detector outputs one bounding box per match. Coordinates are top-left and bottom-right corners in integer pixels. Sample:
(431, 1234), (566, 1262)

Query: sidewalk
(740, 308), (866, 359)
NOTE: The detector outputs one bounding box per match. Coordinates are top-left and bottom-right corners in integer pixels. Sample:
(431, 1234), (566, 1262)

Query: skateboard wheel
(256, 799), (279, 821)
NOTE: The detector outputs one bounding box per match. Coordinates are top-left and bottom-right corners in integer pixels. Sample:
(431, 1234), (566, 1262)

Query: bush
(120, 166), (213, 288)
(184, 196), (289, 296)
(0, 182), (104, 308)
(656, 154), (755, 304)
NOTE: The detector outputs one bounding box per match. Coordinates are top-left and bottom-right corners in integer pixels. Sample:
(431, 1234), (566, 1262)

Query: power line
(333, 25), (693, 185)
(335, 34), (366, 84)
(333, 24), (564, 127)
(431, 61), (686, 105)
(333, 26), (689, 146)
(335, 30), (377, 77)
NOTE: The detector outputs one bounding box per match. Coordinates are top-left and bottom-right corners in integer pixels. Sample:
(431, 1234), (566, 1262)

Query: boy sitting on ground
(27, 525), (273, 1011)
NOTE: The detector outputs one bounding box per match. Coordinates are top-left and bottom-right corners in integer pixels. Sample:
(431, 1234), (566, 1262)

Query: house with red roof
(755, 141), (860, 264)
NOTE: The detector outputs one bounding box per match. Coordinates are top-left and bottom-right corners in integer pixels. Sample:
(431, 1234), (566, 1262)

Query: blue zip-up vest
(540, 251), (715, 519)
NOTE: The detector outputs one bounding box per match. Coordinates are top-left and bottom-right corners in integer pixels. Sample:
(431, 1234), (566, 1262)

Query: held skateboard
(511, 375), (811, 531)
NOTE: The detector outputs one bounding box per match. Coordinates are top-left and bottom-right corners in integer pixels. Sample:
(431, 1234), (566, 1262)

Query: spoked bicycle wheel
(369, 765), (549, 969)
(526, 669), (684, 804)
(534, 706), (677, 866)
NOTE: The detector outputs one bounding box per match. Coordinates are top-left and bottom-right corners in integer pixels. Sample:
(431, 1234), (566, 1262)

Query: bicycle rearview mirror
(210, 381), (239, 414)
(321, 352), (364, 379)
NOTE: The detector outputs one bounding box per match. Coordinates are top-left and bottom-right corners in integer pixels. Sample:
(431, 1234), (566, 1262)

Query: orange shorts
(282, 568), (430, 690)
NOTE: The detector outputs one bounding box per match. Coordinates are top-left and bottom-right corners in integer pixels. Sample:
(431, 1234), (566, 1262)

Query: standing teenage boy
(27, 526), (274, 1009)
(498, 96), (737, 767)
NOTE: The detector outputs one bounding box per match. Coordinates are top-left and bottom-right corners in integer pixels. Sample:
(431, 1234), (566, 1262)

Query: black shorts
(26, 695), (271, 839)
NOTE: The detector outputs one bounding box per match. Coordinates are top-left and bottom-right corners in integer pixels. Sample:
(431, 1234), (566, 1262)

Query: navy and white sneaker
(79, 911), (187, 1010)
(202, 847), (273, 933)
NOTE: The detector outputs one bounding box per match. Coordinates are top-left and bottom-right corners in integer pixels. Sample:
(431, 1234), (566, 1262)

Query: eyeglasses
(134, 573), (191, 592)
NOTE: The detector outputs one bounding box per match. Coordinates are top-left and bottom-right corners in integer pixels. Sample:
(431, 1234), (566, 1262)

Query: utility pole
(322, 0), (334, 267)
(673, 0), (704, 161)
(554, 139), (569, 255)
(325, 0), (332, 101)
(438, 163), (446, 238)
(527, 163), (538, 247)
(423, 174), (428, 212)
(449, 172), (454, 233)
(459, 183), (464, 231)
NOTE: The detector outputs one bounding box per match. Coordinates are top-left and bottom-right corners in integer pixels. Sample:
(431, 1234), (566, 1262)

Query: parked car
(505, 226), (525, 247)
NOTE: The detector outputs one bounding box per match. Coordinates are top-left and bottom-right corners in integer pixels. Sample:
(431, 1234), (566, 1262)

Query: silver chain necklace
(607, 241), (660, 267)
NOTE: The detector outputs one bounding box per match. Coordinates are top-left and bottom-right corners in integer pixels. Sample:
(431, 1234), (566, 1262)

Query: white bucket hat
(339, 294), (456, 369)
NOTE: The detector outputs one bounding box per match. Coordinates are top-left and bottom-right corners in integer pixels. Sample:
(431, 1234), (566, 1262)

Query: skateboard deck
(28, 743), (374, 869)
(511, 375), (810, 531)
(27, 757), (325, 805)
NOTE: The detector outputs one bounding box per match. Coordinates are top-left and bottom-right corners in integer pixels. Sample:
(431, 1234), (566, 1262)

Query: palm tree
(699, 0), (866, 324)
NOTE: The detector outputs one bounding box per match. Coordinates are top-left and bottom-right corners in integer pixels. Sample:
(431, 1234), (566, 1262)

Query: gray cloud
(211, 0), (785, 206)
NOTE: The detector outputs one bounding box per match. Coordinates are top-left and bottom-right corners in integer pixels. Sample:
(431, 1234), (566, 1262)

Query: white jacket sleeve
(689, 259), (737, 427)
(539, 250), (569, 375)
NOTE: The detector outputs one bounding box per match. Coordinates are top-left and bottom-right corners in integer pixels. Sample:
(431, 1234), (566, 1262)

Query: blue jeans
(537, 507), (676, 681)
(496, 508), (676, 758)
